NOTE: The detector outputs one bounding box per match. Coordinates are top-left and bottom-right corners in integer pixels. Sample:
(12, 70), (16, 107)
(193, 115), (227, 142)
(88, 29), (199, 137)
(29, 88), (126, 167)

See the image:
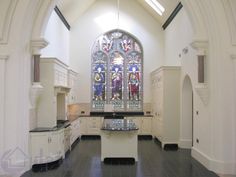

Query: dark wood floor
(21, 138), (219, 177)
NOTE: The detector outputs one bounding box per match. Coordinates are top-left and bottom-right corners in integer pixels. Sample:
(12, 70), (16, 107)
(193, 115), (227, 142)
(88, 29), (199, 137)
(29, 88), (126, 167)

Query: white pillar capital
(191, 39), (208, 56)
(31, 38), (49, 55)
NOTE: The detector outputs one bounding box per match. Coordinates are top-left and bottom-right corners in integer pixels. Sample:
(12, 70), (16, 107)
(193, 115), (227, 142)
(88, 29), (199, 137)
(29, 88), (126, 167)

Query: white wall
(0, 1), (42, 175)
(164, 5), (212, 165)
(41, 10), (70, 65)
(69, 0), (164, 103)
(164, 9), (193, 66)
(165, 5), (236, 175)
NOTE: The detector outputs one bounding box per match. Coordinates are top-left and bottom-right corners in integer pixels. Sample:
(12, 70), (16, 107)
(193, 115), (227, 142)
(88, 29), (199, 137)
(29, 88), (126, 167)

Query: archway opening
(181, 75), (193, 148)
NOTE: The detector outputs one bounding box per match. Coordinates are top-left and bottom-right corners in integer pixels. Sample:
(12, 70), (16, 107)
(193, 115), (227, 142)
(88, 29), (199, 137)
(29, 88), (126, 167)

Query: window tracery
(91, 30), (143, 112)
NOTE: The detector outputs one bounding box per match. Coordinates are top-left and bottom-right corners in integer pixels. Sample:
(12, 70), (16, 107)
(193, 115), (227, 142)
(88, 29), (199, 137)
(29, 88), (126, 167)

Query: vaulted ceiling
(57, 0), (179, 27)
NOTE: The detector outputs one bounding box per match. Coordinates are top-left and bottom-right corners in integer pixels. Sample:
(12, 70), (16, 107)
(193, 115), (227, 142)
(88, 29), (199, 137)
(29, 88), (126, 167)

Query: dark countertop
(101, 119), (139, 131)
(78, 114), (153, 118)
(90, 111), (144, 116)
(30, 120), (71, 132)
(30, 127), (59, 132)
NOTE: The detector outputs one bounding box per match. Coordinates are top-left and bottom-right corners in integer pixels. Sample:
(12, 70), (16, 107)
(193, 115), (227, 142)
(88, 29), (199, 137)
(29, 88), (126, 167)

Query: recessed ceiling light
(145, 0), (165, 16)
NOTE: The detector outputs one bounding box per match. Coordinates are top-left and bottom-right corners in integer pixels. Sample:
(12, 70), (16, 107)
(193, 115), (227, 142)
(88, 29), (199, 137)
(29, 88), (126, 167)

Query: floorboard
(21, 139), (219, 177)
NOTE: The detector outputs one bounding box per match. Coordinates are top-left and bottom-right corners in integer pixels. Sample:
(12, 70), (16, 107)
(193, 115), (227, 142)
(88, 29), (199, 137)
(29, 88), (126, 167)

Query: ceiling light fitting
(145, 0), (165, 16)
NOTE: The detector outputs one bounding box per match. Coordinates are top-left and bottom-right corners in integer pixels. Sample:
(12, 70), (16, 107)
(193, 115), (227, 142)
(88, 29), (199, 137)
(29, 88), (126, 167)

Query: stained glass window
(91, 30), (143, 112)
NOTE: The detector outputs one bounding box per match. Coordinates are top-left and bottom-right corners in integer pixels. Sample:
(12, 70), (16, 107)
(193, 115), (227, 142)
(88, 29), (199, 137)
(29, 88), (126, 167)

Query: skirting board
(192, 147), (236, 175)
(179, 139), (192, 149)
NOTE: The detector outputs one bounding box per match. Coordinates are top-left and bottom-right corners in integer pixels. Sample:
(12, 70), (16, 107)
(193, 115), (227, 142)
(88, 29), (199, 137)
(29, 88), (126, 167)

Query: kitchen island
(100, 119), (139, 161)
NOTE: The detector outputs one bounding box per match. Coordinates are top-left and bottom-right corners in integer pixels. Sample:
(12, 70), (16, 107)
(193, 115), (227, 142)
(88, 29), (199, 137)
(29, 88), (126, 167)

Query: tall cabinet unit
(38, 58), (70, 127)
(151, 66), (180, 148)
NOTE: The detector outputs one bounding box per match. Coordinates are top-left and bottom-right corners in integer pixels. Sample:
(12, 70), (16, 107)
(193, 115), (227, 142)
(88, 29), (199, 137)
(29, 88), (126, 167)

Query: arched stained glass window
(91, 30), (143, 112)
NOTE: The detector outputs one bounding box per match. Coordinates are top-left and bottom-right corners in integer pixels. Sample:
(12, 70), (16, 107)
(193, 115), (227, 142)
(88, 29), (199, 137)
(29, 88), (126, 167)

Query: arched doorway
(180, 75), (193, 149)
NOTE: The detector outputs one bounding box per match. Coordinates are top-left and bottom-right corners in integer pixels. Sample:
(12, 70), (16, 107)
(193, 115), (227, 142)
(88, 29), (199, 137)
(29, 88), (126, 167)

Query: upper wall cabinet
(40, 58), (69, 87)
(68, 69), (79, 105)
(54, 60), (68, 87)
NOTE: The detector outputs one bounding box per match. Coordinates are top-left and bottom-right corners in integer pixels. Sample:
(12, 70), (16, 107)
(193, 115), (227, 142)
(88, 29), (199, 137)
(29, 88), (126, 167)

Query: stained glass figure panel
(91, 30), (143, 112)
(109, 52), (124, 111)
(92, 52), (107, 111)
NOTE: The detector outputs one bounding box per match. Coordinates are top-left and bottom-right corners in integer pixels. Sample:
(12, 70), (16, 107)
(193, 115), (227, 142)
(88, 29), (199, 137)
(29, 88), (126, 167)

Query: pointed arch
(180, 75), (193, 149)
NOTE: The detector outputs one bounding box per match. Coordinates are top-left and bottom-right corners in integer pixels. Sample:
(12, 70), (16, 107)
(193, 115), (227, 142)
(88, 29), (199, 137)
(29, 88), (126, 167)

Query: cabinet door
(87, 117), (101, 135)
(71, 119), (80, 144)
(30, 133), (49, 164)
(156, 119), (163, 140)
(75, 119), (80, 138)
(79, 118), (87, 135)
(151, 116), (158, 137)
(48, 131), (62, 161)
(141, 118), (152, 135)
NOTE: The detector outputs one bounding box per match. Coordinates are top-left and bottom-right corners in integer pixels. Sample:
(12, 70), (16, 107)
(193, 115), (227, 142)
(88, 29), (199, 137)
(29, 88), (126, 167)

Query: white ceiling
(57, 0), (179, 27)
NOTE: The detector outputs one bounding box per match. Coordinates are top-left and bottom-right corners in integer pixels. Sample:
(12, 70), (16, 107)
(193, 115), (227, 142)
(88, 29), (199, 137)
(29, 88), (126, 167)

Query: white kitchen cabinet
(79, 117), (103, 135)
(87, 117), (102, 135)
(68, 69), (79, 105)
(79, 117), (87, 135)
(30, 129), (64, 166)
(141, 117), (152, 135)
(70, 118), (80, 145)
(38, 58), (70, 127)
(125, 117), (152, 135)
(151, 66), (180, 148)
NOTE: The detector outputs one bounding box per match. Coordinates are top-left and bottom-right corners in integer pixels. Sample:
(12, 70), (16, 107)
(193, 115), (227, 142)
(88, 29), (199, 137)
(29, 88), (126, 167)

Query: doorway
(180, 75), (193, 148)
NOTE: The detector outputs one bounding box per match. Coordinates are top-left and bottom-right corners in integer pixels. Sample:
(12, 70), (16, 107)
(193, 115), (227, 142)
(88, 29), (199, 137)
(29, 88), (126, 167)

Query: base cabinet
(79, 117), (103, 135)
(70, 118), (80, 145)
(30, 129), (64, 166)
(125, 117), (152, 135)
(141, 117), (152, 135)
(79, 116), (151, 136)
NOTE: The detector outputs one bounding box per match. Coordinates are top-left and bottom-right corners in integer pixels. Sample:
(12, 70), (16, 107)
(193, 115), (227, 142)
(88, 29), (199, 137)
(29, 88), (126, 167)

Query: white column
(30, 38), (48, 109)
(231, 53), (236, 175)
(0, 55), (8, 174)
